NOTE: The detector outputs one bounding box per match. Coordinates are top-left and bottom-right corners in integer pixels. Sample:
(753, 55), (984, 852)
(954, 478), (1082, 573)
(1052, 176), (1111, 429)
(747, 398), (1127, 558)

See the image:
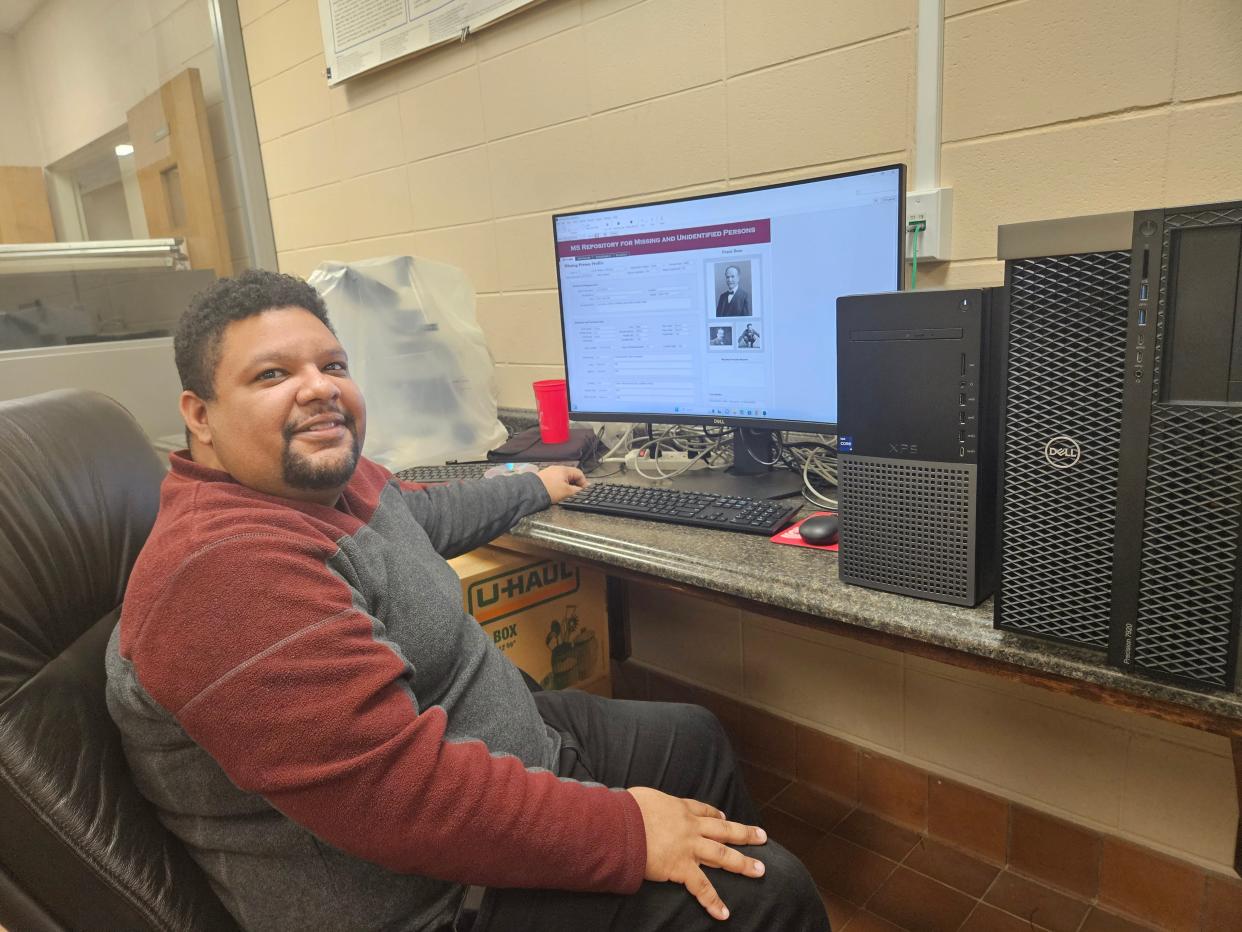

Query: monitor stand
(608, 429), (807, 500)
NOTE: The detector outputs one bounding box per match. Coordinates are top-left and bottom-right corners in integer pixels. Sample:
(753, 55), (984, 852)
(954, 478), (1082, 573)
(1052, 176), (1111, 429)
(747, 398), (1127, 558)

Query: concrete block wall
(241, 0), (1242, 876)
(243, 0), (1242, 407)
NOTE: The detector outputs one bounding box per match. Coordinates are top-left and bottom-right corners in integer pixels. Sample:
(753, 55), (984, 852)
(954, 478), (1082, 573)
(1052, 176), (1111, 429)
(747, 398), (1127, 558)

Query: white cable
(799, 448), (838, 509)
(633, 436), (729, 480)
(629, 424), (731, 480)
(599, 424), (637, 463)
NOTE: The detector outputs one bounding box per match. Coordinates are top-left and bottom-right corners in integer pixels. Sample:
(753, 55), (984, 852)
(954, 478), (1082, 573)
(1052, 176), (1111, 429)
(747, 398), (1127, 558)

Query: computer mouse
(483, 462), (540, 479)
(798, 514), (839, 546)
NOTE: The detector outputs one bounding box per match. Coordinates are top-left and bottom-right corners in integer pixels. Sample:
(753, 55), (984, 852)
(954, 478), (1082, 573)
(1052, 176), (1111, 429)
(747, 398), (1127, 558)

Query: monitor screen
(552, 164), (905, 432)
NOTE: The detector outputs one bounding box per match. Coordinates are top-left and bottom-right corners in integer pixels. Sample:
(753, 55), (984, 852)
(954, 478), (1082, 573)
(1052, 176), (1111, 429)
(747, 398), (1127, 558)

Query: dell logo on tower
(1044, 436), (1081, 468)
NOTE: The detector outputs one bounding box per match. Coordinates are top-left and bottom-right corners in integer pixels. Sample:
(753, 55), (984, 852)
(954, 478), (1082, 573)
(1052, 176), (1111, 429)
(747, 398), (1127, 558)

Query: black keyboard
(394, 462), (566, 483)
(560, 482), (799, 536)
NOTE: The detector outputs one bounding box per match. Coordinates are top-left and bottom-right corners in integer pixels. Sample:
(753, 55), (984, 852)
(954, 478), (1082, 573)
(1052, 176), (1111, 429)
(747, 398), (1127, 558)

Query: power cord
(781, 437), (839, 508)
(631, 425), (731, 480)
(740, 428), (784, 467)
(590, 423), (839, 505)
(599, 424), (638, 463)
(908, 218), (926, 290)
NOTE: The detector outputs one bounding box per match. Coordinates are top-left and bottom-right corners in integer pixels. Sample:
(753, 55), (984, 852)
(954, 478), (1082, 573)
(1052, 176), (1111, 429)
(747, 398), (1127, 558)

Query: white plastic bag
(308, 256), (508, 468)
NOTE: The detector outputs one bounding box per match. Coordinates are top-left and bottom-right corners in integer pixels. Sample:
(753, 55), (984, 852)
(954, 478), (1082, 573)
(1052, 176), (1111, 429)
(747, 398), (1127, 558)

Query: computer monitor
(552, 164), (905, 495)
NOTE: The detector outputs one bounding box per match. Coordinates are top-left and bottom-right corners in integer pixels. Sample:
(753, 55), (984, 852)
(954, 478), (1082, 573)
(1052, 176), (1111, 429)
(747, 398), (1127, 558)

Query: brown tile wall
(618, 661), (1242, 931)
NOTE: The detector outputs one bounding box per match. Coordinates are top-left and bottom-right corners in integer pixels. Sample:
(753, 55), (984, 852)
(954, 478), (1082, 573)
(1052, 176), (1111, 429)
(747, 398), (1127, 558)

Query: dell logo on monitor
(1044, 436), (1081, 468)
(712, 417), (727, 425)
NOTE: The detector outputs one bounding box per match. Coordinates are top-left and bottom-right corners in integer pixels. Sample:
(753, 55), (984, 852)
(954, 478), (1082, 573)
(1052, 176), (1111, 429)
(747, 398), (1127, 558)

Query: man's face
(725, 268), (739, 291)
(184, 306), (366, 504)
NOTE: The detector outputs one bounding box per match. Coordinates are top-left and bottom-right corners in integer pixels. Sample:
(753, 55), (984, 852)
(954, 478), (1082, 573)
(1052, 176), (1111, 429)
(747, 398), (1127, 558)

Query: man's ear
(180, 391), (212, 448)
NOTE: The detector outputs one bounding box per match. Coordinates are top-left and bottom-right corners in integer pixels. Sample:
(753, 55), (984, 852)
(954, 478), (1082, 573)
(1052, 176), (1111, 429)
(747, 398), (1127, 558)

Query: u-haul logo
(467, 559), (580, 624)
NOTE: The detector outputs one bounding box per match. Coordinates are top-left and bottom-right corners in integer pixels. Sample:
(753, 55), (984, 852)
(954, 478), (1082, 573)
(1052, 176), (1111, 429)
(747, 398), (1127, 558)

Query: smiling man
(105, 269), (827, 932)
(175, 291), (366, 502)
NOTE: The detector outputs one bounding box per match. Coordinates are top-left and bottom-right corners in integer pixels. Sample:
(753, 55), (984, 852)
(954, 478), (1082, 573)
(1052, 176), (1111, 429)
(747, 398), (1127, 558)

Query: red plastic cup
(533, 379), (570, 445)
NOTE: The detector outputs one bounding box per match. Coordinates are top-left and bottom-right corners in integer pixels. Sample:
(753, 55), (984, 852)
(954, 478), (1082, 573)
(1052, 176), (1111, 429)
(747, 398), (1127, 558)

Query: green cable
(911, 223), (920, 289)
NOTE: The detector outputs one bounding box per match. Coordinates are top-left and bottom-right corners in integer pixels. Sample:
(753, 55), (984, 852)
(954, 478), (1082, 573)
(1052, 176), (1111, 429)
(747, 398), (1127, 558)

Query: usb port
(958, 411), (966, 425)
(958, 446), (966, 458)
(958, 394), (966, 406)
(958, 430), (965, 443)
(1139, 281), (1149, 302)
(1137, 307), (1147, 326)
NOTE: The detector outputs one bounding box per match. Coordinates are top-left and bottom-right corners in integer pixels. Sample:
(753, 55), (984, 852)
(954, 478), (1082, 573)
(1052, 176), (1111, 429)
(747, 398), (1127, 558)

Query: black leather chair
(0, 390), (240, 931)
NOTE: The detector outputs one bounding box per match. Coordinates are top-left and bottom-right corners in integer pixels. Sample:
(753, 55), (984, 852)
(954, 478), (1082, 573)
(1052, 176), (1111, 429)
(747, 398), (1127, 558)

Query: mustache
(282, 408), (357, 442)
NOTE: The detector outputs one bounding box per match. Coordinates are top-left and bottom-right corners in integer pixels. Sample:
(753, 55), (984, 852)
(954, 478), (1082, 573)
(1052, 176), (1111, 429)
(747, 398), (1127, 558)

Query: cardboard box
(449, 546), (610, 694)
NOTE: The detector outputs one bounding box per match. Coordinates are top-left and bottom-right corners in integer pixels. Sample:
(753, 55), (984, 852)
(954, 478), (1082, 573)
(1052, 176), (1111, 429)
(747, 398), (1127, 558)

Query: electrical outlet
(906, 187), (953, 262)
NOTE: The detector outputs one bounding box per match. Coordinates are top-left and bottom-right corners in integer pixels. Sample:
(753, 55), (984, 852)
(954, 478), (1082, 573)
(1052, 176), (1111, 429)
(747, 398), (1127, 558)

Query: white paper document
(319, 0), (541, 86)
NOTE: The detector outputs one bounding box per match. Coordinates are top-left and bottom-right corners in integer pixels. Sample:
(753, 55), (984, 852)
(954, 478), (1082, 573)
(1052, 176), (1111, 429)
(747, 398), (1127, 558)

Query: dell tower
(994, 213), (1134, 649)
(836, 288), (1006, 607)
(1109, 201), (1242, 690)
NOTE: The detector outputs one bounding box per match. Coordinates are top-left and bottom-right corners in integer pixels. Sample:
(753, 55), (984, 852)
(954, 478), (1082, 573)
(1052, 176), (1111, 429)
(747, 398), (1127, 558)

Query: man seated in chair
(105, 269), (828, 932)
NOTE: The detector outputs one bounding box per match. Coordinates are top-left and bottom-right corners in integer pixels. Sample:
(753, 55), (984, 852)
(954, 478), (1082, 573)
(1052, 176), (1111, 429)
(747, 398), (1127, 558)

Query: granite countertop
(503, 491), (1242, 729)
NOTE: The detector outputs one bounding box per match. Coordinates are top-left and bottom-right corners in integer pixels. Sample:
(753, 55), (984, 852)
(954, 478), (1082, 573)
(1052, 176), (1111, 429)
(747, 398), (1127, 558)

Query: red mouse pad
(770, 511), (839, 551)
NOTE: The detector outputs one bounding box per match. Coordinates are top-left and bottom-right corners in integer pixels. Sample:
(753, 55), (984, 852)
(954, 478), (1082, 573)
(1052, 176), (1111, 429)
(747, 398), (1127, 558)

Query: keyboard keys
(394, 461), (568, 483)
(560, 482), (798, 536)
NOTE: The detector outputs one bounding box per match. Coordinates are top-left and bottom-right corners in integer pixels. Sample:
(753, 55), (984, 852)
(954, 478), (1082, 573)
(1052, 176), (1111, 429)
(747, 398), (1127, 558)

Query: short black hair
(175, 269), (334, 400)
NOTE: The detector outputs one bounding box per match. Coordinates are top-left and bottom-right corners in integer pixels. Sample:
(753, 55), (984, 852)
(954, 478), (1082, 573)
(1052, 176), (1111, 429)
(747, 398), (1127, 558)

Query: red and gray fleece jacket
(105, 452), (645, 932)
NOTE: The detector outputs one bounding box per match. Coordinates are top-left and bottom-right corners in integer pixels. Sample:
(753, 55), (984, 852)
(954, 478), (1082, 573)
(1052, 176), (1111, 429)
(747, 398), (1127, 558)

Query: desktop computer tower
(994, 213), (1134, 650)
(1109, 201), (1242, 690)
(998, 201), (1242, 690)
(836, 288), (1006, 607)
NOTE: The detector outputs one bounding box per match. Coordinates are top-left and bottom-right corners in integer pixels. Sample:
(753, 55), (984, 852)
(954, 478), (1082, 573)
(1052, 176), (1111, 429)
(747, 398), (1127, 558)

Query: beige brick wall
(244, 2), (1242, 873)
(627, 583), (1240, 876)
(245, 0), (1242, 406)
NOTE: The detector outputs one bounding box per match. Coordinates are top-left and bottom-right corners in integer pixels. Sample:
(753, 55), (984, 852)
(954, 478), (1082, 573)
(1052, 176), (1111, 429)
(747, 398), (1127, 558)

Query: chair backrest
(0, 390), (240, 931)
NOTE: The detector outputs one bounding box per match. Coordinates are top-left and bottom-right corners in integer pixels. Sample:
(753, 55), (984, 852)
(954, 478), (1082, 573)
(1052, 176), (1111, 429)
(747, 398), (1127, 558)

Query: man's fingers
(682, 798), (724, 819)
(694, 838), (766, 878)
(686, 867), (730, 921)
(698, 815), (768, 847)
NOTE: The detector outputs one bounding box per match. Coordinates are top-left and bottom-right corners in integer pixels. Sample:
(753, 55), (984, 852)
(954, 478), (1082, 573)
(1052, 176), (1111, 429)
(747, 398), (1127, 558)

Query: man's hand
(628, 786), (767, 921)
(537, 465), (587, 504)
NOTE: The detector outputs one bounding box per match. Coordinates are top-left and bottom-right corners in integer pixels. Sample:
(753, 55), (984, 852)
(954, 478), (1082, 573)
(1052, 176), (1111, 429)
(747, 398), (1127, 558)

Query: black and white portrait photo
(712, 261), (753, 317)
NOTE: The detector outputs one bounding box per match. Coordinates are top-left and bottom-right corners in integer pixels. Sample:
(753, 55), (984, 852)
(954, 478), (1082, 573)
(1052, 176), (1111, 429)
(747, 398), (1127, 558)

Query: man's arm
(396, 466), (585, 558)
(125, 537), (644, 892)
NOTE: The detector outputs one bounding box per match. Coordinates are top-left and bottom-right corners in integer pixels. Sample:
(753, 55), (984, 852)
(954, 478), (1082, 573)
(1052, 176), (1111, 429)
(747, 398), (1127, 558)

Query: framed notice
(318, 0), (544, 86)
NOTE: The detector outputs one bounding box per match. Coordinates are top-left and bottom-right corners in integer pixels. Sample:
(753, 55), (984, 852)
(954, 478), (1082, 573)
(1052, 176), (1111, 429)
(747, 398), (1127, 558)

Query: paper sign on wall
(318, 0), (545, 86)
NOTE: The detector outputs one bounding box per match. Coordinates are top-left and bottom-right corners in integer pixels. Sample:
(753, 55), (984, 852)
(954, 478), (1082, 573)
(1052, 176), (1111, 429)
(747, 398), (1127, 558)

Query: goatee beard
(281, 413), (361, 490)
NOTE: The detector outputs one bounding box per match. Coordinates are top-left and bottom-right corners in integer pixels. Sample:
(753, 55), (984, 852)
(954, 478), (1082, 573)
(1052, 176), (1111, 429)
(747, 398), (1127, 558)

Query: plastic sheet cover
(308, 256), (507, 468)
